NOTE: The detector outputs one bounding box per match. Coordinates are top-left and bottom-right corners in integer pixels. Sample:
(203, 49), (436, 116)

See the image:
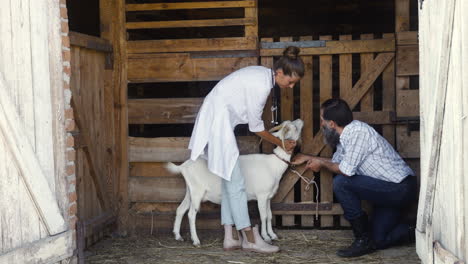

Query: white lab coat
(189, 66), (274, 181)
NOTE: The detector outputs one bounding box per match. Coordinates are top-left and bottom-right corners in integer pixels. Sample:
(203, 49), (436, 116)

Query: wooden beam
(396, 45), (419, 76)
(126, 1), (255, 11)
(0, 74), (67, 235)
(127, 54), (257, 82)
(128, 98), (203, 124)
(127, 37), (257, 54)
(260, 38), (395, 56)
(272, 203), (344, 216)
(0, 230), (73, 264)
(69, 31), (113, 53)
(396, 31), (418, 45)
(126, 18), (255, 29)
(129, 136), (259, 162)
(130, 162), (177, 177)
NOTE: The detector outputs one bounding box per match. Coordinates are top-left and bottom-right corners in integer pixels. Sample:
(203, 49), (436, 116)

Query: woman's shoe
(241, 225), (280, 253)
(223, 225), (242, 251)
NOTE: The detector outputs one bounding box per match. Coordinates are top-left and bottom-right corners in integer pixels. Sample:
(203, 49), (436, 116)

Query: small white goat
(165, 119), (303, 246)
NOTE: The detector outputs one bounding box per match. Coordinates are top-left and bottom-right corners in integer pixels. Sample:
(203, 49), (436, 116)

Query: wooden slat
(128, 98), (203, 124)
(127, 37), (257, 54)
(129, 176), (187, 202)
(360, 34), (374, 112)
(129, 136), (259, 162)
(127, 54), (257, 82)
(0, 74), (67, 236)
(353, 111), (393, 124)
(396, 89), (419, 116)
(319, 35), (334, 227)
(396, 128), (420, 158)
(0, 231), (73, 264)
(272, 164), (307, 203)
(272, 203), (344, 216)
(299, 36), (314, 227)
(69, 31), (113, 53)
(397, 31), (418, 45)
(260, 38), (275, 154)
(382, 33), (396, 147)
(130, 202), (221, 214)
(260, 38), (395, 56)
(130, 162), (177, 177)
(126, 1), (255, 11)
(279, 37), (295, 227)
(397, 45), (419, 76)
(244, 0), (258, 38)
(339, 35), (352, 99)
(126, 18), (255, 29)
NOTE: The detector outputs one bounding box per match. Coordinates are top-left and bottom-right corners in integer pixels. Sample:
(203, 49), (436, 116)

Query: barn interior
(65, 0), (420, 259)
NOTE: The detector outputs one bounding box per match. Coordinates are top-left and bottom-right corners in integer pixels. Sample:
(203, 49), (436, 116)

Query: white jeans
(221, 159), (251, 230)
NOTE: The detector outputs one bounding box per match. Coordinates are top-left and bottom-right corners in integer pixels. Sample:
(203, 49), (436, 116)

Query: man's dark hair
(321, 98), (353, 127)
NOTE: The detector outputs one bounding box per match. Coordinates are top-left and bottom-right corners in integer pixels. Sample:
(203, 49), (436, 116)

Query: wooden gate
(260, 35), (397, 227)
(0, 0), (74, 262)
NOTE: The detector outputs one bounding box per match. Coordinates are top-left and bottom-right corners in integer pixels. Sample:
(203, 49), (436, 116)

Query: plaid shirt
(332, 120), (414, 183)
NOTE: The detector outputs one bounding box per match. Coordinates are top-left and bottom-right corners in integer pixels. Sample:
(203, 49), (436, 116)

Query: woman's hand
(283, 140), (297, 154)
(291, 153), (311, 165)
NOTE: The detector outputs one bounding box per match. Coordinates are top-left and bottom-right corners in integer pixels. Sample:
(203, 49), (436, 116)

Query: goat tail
(165, 162), (181, 174)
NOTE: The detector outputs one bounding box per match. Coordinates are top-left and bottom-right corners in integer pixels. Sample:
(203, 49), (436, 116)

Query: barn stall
(0, 0), (432, 263)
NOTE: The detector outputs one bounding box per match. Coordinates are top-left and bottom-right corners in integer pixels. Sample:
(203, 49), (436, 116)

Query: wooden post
(261, 38), (275, 154)
(299, 36), (315, 227)
(280, 36), (295, 227)
(100, 0), (129, 235)
(319, 35), (334, 228)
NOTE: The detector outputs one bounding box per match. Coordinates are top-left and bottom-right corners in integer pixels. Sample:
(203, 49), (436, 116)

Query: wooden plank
(279, 36), (295, 227)
(395, 0), (410, 32)
(382, 33), (396, 147)
(396, 127), (420, 158)
(319, 35), (334, 227)
(339, 35), (352, 99)
(396, 89), (419, 116)
(129, 176), (187, 202)
(130, 202), (221, 214)
(397, 45), (419, 76)
(130, 163), (177, 177)
(128, 54), (257, 82)
(244, 0), (258, 38)
(353, 111), (393, 124)
(128, 98), (203, 124)
(397, 31), (418, 45)
(260, 38), (395, 56)
(0, 74), (67, 236)
(69, 31), (113, 53)
(129, 213), (222, 233)
(272, 203), (344, 216)
(360, 34), (374, 112)
(434, 241), (464, 264)
(0, 231), (73, 264)
(260, 38), (275, 154)
(129, 136), (259, 162)
(299, 36), (314, 227)
(126, 1), (256, 11)
(272, 165), (306, 203)
(127, 37), (257, 54)
(126, 18), (255, 29)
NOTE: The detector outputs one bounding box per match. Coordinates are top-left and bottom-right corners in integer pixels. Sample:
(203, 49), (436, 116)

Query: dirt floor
(85, 229), (421, 264)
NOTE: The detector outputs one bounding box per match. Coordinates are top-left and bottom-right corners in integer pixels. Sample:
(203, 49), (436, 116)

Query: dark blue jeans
(333, 174), (417, 249)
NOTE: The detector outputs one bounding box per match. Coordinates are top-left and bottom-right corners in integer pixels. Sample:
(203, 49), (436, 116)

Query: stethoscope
(271, 69), (279, 125)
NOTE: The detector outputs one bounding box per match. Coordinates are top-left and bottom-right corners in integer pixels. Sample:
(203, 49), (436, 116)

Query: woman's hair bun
(283, 46), (300, 60)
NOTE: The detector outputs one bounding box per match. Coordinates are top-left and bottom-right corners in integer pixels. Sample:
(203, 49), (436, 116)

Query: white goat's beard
(322, 125), (340, 149)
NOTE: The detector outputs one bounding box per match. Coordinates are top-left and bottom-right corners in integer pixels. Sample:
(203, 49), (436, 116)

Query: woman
(188, 46), (304, 253)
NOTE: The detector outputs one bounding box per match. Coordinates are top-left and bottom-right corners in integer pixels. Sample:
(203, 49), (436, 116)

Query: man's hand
(305, 158), (322, 172)
(291, 153), (312, 165)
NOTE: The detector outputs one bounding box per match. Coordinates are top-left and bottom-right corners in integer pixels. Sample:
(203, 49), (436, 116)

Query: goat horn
(268, 124), (284, 133)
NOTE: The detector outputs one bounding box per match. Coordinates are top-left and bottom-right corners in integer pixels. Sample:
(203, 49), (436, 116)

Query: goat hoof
(270, 234), (279, 240)
(175, 236), (184, 241)
(192, 240), (201, 247)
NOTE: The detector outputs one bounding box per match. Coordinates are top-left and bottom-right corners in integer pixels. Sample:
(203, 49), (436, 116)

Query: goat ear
(293, 119), (304, 132)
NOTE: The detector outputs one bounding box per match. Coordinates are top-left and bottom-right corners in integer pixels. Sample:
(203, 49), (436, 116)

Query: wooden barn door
(261, 35), (396, 227)
(0, 0), (74, 262)
(416, 0), (467, 263)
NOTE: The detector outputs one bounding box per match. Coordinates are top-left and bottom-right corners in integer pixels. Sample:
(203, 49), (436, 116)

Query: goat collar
(273, 147), (292, 165)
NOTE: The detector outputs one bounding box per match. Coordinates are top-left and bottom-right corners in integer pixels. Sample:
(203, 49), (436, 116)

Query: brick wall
(60, 0), (78, 260)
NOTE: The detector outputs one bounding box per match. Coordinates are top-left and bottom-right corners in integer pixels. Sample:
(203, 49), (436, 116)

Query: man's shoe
(337, 213), (375, 258)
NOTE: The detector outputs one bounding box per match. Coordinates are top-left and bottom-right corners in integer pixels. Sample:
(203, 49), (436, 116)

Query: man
(293, 98), (416, 257)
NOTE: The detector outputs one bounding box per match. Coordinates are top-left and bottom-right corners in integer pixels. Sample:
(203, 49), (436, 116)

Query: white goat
(165, 119), (303, 246)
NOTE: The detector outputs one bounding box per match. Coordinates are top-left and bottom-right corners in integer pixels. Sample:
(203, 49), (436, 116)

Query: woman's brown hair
(273, 46), (305, 78)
